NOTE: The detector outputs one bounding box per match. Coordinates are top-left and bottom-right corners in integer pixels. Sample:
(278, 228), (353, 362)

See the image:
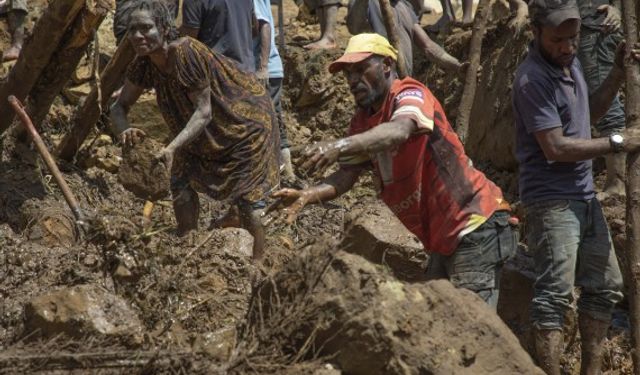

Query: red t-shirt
(340, 78), (505, 255)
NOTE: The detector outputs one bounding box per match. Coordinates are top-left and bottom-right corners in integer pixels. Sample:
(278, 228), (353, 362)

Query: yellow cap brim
(328, 52), (374, 74)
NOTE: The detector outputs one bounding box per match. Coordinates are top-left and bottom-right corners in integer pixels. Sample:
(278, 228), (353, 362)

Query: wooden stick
(454, 0), (491, 144)
(378, 0), (407, 78)
(621, 0), (640, 373)
(8, 96), (85, 223)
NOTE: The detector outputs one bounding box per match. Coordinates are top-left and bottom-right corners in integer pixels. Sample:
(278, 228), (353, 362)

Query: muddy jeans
(425, 211), (517, 309)
(525, 199), (623, 330)
(577, 30), (625, 136)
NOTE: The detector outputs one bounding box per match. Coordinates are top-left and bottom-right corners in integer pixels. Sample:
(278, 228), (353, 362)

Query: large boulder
(342, 202), (427, 282)
(247, 242), (543, 375)
(24, 284), (143, 341)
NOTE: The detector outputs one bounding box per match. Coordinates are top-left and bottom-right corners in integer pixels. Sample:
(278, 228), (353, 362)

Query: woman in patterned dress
(110, 0), (280, 259)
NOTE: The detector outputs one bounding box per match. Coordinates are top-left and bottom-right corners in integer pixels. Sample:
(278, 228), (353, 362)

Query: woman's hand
(119, 128), (146, 147)
(155, 146), (175, 172)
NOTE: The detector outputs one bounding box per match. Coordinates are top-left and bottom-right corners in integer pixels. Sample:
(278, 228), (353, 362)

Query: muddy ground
(0, 0), (635, 374)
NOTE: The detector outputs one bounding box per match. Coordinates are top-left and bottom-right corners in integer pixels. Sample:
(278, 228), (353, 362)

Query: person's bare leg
(304, 4), (337, 49)
(427, 0), (455, 33)
(173, 186), (199, 236)
(460, 0), (474, 25)
(238, 202), (265, 261)
(3, 10), (26, 62)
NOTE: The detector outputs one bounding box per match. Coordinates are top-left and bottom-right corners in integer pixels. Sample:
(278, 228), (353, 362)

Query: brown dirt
(0, 0), (636, 374)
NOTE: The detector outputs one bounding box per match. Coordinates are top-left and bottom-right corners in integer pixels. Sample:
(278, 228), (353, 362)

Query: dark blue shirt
(182, 0), (255, 72)
(512, 42), (594, 204)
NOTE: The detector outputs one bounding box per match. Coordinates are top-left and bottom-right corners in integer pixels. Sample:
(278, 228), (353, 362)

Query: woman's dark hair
(126, 0), (180, 41)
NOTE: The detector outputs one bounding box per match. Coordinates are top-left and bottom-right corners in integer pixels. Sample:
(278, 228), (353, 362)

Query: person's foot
(303, 37), (336, 50)
(210, 207), (242, 229)
(2, 45), (21, 62)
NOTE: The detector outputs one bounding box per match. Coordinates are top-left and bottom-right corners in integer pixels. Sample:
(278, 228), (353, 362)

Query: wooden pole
(9, 96), (85, 223)
(454, 0), (491, 144)
(0, 0), (86, 135)
(622, 0), (640, 373)
(378, 0), (407, 78)
(56, 39), (136, 161)
(27, 0), (112, 130)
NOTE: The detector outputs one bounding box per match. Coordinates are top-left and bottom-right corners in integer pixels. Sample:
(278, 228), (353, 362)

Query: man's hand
(119, 128), (146, 147)
(263, 188), (310, 225)
(256, 68), (269, 82)
(299, 140), (344, 176)
(597, 5), (621, 34)
(155, 146), (175, 172)
(614, 41), (640, 71)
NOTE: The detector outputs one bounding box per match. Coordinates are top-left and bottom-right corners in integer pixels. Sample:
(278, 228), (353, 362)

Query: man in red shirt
(267, 33), (516, 308)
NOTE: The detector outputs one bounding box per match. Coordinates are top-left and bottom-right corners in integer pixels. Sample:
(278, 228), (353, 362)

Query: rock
(313, 364), (341, 375)
(220, 228), (254, 258)
(113, 264), (136, 283)
(193, 326), (237, 361)
(24, 284), (143, 341)
(250, 242), (543, 375)
(342, 202), (427, 282)
(83, 142), (122, 174)
(118, 138), (171, 201)
(22, 201), (77, 247)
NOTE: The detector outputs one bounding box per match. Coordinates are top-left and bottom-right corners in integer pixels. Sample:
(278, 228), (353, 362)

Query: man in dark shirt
(181, 0), (256, 72)
(512, 0), (640, 373)
(577, 0), (624, 198)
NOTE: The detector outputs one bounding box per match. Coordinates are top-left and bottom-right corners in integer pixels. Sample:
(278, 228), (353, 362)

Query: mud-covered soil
(0, 0), (636, 373)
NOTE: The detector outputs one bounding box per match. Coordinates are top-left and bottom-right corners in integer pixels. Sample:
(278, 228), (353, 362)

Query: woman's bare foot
(211, 206), (242, 229)
(2, 45), (21, 62)
(303, 37), (336, 50)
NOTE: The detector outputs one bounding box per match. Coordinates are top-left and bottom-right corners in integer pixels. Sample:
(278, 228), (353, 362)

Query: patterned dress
(126, 37), (280, 204)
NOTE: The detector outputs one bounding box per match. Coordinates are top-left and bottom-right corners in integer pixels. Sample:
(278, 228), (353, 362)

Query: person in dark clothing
(180, 0), (256, 72)
(111, 0), (280, 259)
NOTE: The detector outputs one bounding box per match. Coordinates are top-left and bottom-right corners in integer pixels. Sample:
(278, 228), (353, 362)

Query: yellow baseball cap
(329, 33), (398, 74)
